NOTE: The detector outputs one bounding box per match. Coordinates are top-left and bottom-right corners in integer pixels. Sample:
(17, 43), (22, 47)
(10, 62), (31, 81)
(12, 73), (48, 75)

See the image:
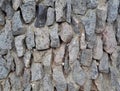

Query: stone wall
(0, 0), (120, 91)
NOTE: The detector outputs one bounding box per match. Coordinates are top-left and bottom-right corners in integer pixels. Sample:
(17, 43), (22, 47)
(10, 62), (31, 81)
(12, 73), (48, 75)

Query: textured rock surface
(0, 0), (120, 91)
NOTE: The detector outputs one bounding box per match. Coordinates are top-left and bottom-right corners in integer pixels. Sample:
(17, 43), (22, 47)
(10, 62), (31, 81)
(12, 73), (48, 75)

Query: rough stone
(55, 0), (66, 22)
(0, 10), (5, 26)
(96, 4), (107, 33)
(35, 27), (50, 50)
(31, 81), (43, 91)
(54, 44), (65, 65)
(21, 1), (36, 23)
(99, 52), (109, 73)
(12, 11), (25, 35)
(117, 50), (120, 71)
(69, 35), (80, 64)
(80, 49), (92, 66)
(46, 7), (55, 26)
(22, 0), (35, 3)
(25, 24), (35, 50)
(53, 66), (67, 91)
(66, 0), (71, 23)
(64, 54), (70, 75)
(31, 63), (44, 81)
(12, 0), (22, 10)
(103, 24), (117, 54)
(68, 82), (77, 91)
(116, 15), (120, 45)
(72, 0), (86, 15)
(93, 36), (103, 60)
(23, 51), (32, 68)
(86, 0), (98, 9)
(90, 60), (98, 79)
(84, 79), (92, 91)
(2, 79), (11, 91)
(15, 34), (25, 57)
(0, 20), (13, 50)
(0, 56), (10, 79)
(35, 4), (47, 28)
(43, 0), (54, 7)
(43, 74), (54, 91)
(72, 60), (86, 86)
(107, 0), (119, 23)
(60, 22), (73, 43)
(50, 23), (60, 48)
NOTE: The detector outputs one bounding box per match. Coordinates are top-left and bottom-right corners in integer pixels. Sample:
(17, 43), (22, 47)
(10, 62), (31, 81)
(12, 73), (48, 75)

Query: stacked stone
(0, 0), (120, 91)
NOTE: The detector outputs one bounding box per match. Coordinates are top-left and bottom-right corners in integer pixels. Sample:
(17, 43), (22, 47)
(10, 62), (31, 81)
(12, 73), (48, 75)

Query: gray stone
(55, 0), (66, 22)
(117, 51), (120, 71)
(13, 52), (24, 76)
(0, 56), (10, 79)
(26, 24), (35, 50)
(81, 10), (96, 41)
(0, 0), (4, 7)
(107, 0), (119, 23)
(99, 52), (109, 73)
(35, 4), (47, 28)
(86, 0), (98, 9)
(66, 0), (71, 23)
(103, 24), (117, 54)
(31, 81), (43, 91)
(69, 35), (80, 64)
(60, 22), (73, 43)
(72, 0), (86, 15)
(72, 60), (86, 86)
(80, 49), (92, 66)
(93, 36), (103, 60)
(9, 72), (23, 91)
(50, 23), (60, 48)
(23, 51), (32, 68)
(43, 0), (54, 7)
(35, 27), (50, 50)
(68, 82), (76, 91)
(116, 15), (120, 45)
(96, 4), (107, 33)
(0, 49), (7, 55)
(15, 34), (25, 57)
(54, 44), (65, 65)
(0, 20), (13, 50)
(64, 54), (70, 75)
(90, 60), (98, 79)
(0, 10), (5, 25)
(21, 1), (36, 23)
(12, 11), (25, 35)
(12, 0), (22, 10)
(22, 0), (35, 3)
(53, 66), (67, 91)
(31, 63), (44, 81)
(84, 79), (92, 91)
(46, 7), (55, 26)
(43, 74), (54, 91)
(2, 79), (11, 91)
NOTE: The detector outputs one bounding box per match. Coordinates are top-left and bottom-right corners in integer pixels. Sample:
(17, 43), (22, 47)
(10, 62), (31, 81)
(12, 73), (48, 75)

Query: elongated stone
(12, 0), (22, 10)
(86, 0), (98, 9)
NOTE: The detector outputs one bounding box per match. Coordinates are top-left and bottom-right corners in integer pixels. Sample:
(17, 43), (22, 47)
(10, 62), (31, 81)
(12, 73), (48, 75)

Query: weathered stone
(116, 15), (120, 45)
(0, 10), (5, 26)
(117, 50), (120, 71)
(31, 63), (44, 81)
(35, 4), (47, 28)
(31, 81), (43, 91)
(0, 20), (13, 50)
(84, 79), (92, 91)
(0, 49), (7, 55)
(13, 52), (24, 76)
(54, 44), (65, 65)
(64, 54), (70, 75)
(103, 24), (117, 54)
(0, 0), (4, 7)
(12, 11), (25, 35)
(0, 56), (10, 79)
(43, 74), (54, 91)
(90, 60), (98, 79)
(86, 0), (98, 9)
(93, 36), (103, 60)
(81, 10), (96, 41)
(99, 52), (109, 73)
(80, 49), (92, 66)
(53, 66), (67, 91)
(35, 27), (50, 50)
(69, 35), (80, 64)
(43, 0), (54, 7)
(21, 1), (36, 23)
(107, 0), (119, 23)
(22, 0), (35, 3)
(68, 82), (77, 91)
(2, 79), (11, 91)
(9, 72), (23, 91)
(72, 60), (86, 86)
(66, 0), (71, 23)
(23, 51), (32, 68)
(46, 7), (55, 26)
(55, 0), (66, 22)
(15, 34), (25, 57)
(12, 0), (22, 10)
(50, 23), (60, 48)
(96, 4), (107, 33)
(26, 24), (35, 50)
(60, 22), (73, 43)
(72, 0), (86, 15)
